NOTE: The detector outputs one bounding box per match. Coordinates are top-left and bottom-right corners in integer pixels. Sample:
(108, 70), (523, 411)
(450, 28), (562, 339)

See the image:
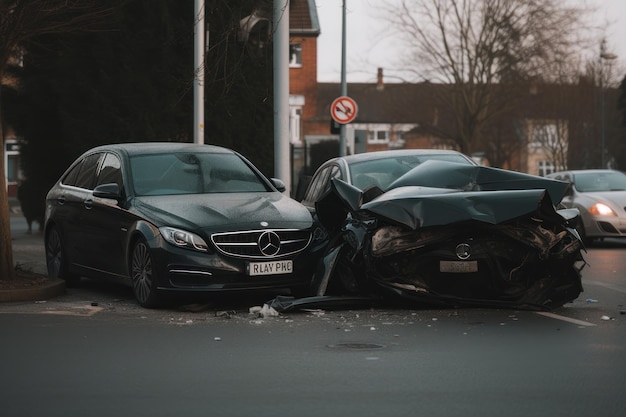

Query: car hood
(579, 190), (626, 207)
(317, 162), (571, 232)
(362, 186), (560, 230)
(132, 192), (313, 232)
(388, 160), (569, 205)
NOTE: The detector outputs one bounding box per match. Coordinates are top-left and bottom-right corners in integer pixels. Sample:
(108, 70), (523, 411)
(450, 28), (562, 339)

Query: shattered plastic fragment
(249, 304), (279, 318)
(586, 298), (599, 303)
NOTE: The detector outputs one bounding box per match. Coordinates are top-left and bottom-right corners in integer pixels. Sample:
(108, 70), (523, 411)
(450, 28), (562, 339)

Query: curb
(0, 278), (66, 303)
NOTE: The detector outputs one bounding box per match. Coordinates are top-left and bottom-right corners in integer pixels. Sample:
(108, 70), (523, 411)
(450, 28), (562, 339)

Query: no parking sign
(330, 96), (358, 124)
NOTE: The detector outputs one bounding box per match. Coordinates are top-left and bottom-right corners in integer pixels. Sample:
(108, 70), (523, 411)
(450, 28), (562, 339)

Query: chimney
(377, 67), (384, 91)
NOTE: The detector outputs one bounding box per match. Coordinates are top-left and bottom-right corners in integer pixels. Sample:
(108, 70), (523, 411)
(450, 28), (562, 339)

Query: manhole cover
(327, 343), (386, 350)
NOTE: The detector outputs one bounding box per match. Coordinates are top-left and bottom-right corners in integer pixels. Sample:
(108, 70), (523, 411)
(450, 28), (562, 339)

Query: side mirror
(270, 178), (286, 193)
(93, 183), (122, 200)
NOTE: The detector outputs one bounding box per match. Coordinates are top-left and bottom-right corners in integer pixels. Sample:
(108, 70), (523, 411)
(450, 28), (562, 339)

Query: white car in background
(547, 169), (626, 243)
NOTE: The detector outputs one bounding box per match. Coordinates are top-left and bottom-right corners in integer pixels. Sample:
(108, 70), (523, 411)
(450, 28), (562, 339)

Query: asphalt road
(2, 214), (625, 417)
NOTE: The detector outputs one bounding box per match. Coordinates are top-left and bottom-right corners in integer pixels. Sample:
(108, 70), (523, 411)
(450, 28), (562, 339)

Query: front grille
(210, 229), (311, 259)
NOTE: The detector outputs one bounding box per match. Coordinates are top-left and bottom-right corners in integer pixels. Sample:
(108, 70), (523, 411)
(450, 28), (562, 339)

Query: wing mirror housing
(270, 178), (286, 193)
(93, 183), (122, 200)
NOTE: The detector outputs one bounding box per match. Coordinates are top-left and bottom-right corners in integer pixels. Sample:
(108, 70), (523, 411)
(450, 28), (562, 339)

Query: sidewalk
(8, 197), (46, 273)
(1, 201), (65, 302)
(10, 219), (47, 275)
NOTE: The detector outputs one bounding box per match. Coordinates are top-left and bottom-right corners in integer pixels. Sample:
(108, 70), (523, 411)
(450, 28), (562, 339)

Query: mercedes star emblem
(455, 243), (471, 260)
(258, 231), (281, 256)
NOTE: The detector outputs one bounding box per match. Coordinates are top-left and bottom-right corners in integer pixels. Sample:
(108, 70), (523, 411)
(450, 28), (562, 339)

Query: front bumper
(146, 236), (321, 293)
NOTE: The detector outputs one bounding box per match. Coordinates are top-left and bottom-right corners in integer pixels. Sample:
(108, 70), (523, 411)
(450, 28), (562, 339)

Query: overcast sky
(314, 0), (626, 83)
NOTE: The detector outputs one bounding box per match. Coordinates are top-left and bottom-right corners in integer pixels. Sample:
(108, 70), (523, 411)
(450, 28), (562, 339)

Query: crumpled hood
(132, 192), (312, 232)
(318, 161), (571, 231)
(388, 160), (569, 205)
(362, 186), (559, 230)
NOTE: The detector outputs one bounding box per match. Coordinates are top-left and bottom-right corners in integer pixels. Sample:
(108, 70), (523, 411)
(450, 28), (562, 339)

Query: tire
(130, 239), (161, 308)
(45, 226), (80, 286)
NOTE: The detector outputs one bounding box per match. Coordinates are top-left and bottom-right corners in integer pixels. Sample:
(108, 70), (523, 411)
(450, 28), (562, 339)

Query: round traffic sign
(330, 96), (358, 124)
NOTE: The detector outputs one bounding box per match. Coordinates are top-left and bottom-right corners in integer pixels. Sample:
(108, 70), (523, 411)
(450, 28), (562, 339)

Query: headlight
(588, 203), (616, 216)
(159, 227), (209, 252)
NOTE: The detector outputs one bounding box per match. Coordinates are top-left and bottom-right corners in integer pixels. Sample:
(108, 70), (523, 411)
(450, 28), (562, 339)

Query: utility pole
(600, 39), (617, 168)
(193, 0), (205, 144)
(339, 0), (347, 156)
(274, 0), (290, 193)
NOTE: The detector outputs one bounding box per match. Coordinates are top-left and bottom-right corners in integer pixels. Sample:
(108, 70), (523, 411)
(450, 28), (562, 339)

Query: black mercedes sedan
(44, 143), (319, 307)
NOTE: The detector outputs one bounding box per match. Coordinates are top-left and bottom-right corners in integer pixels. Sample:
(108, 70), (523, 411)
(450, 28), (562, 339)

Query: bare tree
(381, 0), (591, 162)
(0, 0), (112, 281)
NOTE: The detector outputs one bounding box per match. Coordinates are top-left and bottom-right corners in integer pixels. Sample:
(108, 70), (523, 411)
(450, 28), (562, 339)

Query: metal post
(600, 39), (617, 168)
(274, 0), (290, 193)
(193, 0), (205, 144)
(339, 0), (347, 156)
(601, 76), (606, 168)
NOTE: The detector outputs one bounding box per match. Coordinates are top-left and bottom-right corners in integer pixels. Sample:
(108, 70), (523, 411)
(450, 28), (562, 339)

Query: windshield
(573, 171), (626, 192)
(130, 152), (269, 196)
(350, 154), (473, 190)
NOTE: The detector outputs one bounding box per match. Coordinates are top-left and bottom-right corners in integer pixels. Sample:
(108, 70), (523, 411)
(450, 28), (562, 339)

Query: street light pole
(339, 0), (347, 156)
(600, 39), (617, 168)
(193, 0), (205, 145)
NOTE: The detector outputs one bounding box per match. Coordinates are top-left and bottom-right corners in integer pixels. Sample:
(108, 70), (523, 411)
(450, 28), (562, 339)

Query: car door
(84, 152), (135, 277)
(301, 164), (342, 215)
(54, 152), (103, 272)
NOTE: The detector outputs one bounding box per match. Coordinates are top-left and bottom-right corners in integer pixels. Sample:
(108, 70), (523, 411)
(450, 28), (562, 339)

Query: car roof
(87, 142), (235, 157)
(324, 149), (474, 165)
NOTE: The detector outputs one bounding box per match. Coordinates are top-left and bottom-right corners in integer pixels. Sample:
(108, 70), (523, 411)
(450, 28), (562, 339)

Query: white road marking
(584, 280), (626, 294)
(535, 311), (597, 327)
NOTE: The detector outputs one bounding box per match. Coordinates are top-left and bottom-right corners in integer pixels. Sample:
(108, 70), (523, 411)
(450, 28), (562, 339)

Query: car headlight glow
(588, 203), (616, 217)
(159, 227), (209, 252)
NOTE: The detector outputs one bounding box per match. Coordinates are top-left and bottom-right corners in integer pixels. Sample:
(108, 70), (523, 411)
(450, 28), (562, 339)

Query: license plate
(248, 260), (293, 276)
(440, 260), (478, 273)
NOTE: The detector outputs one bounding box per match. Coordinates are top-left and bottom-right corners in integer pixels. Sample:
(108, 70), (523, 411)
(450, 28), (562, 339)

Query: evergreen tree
(17, 0), (195, 184)
(17, 0), (275, 183)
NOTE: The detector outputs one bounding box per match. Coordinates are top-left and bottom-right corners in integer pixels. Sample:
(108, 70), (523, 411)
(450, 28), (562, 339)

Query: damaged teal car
(304, 155), (585, 310)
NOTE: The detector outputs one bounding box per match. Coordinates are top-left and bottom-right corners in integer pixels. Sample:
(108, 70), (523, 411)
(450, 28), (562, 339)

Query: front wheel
(45, 226), (80, 286)
(130, 239), (161, 308)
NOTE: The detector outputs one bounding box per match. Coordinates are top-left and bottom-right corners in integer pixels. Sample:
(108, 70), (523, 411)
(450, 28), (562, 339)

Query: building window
(289, 95), (304, 145)
(368, 129), (389, 144)
(289, 43), (302, 67)
(289, 107), (302, 144)
(537, 160), (556, 177)
(5, 140), (21, 183)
